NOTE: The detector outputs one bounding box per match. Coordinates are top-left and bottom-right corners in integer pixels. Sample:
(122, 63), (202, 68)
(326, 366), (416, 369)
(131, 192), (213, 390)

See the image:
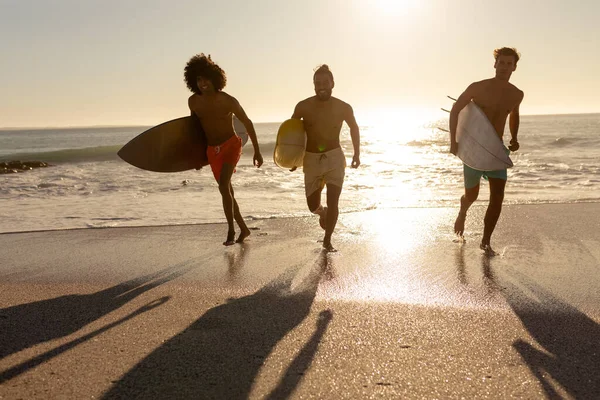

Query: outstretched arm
(231, 96), (263, 167)
(508, 92), (524, 151)
(449, 84), (476, 155)
(345, 105), (360, 168)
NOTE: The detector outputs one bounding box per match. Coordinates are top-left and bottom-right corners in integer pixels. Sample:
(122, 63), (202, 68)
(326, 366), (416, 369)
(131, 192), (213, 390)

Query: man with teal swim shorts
(449, 48), (524, 255)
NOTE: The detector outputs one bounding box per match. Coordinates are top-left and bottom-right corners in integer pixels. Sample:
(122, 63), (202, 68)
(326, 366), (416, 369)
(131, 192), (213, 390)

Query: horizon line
(1, 111), (599, 130)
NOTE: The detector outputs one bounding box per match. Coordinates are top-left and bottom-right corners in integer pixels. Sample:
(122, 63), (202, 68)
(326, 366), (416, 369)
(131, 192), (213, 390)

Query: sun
(372, 0), (418, 15)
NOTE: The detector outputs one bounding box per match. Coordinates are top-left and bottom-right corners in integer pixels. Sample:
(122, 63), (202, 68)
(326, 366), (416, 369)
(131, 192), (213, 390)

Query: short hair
(184, 53), (227, 94)
(313, 64), (334, 82)
(493, 47), (521, 64)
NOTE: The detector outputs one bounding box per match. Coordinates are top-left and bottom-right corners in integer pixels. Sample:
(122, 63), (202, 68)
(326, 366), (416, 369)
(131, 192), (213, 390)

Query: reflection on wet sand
(225, 243), (249, 282)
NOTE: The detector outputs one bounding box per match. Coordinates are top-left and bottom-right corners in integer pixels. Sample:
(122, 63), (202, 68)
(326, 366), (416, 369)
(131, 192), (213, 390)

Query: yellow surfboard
(274, 119), (306, 169)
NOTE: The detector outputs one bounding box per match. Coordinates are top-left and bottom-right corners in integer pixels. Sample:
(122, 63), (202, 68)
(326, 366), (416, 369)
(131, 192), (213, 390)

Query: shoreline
(2, 200), (600, 235)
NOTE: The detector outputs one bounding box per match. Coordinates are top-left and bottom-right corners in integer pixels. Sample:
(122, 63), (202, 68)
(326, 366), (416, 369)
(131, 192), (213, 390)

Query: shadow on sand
(500, 268), (600, 399)
(454, 249), (600, 397)
(0, 262), (193, 383)
(102, 251), (333, 399)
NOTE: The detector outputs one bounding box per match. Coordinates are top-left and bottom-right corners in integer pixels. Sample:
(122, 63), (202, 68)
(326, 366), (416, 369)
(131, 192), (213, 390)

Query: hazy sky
(1, 0), (599, 127)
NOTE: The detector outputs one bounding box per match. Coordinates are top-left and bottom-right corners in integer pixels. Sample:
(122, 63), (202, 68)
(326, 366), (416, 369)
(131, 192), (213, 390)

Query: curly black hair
(184, 53), (227, 94)
(493, 47), (521, 64)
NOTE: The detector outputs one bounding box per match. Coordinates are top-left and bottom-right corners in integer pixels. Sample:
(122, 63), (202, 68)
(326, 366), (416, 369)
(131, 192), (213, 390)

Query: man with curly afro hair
(290, 64), (361, 252)
(449, 47), (524, 255)
(185, 53), (264, 246)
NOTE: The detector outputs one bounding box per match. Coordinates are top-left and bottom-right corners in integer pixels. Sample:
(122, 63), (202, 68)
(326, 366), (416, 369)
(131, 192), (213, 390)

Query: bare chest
(303, 105), (345, 132)
(192, 98), (231, 120)
(473, 91), (518, 123)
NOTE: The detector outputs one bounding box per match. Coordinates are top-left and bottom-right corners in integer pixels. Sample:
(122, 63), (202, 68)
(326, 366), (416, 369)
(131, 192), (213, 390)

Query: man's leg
(455, 165), (482, 237)
(323, 183), (342, 252)
(481, 177), (506, 254)
(307, 183), (330, 230)
(230, 183), (251, 243)
(218, 163), (236, 246)
(307, 186), (325, 211)
(454, 185), (480, 237)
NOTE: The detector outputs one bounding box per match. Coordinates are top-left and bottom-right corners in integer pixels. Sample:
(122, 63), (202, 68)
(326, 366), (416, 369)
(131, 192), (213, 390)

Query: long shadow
(498, 267), (600, 398)
(0, 262), (193, 362)
(267, 252), (334, 400)
(103, 251), (332, 399)
(0, 297), (170, 383)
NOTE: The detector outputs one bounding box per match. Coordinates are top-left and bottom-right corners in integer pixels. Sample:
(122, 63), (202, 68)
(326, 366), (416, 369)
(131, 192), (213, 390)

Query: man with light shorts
(290, 65), (361, 252)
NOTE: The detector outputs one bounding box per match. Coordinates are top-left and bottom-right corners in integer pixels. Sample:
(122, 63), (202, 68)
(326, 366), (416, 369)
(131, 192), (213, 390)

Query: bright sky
(1, 0), (599, 127)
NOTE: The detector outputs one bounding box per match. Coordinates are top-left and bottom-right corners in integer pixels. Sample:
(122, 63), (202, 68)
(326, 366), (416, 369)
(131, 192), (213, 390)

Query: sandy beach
(1, 203), (599, 399)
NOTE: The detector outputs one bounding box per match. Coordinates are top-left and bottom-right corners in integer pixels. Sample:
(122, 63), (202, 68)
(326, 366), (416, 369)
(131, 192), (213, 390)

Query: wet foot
(319, 207), (328, 230)
(480, 242), (497, 257)
(323, 240), (337, 253)
(223, 231), (236, 246)
(454, 211), (466, 238)
(236, 228), (251, 243)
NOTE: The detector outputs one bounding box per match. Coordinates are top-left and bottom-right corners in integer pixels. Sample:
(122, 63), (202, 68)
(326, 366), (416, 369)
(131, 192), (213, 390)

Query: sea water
(1, 113), (599, 233)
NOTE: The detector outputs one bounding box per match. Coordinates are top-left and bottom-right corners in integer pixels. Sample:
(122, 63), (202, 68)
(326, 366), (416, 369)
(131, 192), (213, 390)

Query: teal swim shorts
(463, 164), (507, 188)
(463, 147), (510, 189)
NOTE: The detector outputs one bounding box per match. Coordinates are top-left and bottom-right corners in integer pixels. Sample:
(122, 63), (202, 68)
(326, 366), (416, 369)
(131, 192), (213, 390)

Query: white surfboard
(233, 116), (250, 147)
(456, 102), (513, 171)
(274, 119), (306, 169)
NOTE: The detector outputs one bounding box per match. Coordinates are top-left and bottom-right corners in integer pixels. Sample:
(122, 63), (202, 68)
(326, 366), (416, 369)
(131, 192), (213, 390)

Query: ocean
(1, 113), (599, 233)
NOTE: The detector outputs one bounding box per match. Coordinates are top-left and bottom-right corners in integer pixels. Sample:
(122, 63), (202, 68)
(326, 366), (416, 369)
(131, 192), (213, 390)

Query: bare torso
(471, 79), (523, 138)
(296, 96), (349, 153)
(188, 92), (236, 146)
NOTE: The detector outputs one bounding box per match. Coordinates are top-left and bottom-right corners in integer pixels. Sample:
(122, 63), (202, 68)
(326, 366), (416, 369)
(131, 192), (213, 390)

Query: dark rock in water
(0, 161), (50, 174)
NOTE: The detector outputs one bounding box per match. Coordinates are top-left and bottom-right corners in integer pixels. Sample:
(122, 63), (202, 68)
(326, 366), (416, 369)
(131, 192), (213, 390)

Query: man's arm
(188, 95), (197, 115)
(508, 92), (524, 151)
(291, 102), (303, 119)
(230, 96), (263, 167)
(344, 104), (360, 168)
(449, 83), (476, 155)
(286, 102), (305, 172)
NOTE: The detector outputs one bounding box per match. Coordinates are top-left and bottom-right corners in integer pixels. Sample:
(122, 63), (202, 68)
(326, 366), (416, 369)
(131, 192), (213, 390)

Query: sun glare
(359, 108), (437, 143)
(372, 0), (418, 16)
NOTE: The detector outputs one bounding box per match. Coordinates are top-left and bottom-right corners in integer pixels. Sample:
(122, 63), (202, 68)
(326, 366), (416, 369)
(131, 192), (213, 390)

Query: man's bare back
(294, 96), (353, 153)
(188, 92), (237, 146)
(469, 79), (523, 138)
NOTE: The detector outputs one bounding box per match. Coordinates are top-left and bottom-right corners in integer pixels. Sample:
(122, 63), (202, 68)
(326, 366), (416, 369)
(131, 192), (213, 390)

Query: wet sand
(1, 203), (599, 399)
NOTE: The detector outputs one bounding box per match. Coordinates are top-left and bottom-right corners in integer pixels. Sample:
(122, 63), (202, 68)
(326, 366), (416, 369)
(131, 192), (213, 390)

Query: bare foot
(319, 206), (328, 230)
(236, 228), (251, 243)
(454, 211), (466, 237)
(480, 243), (497, 257)
(323, 240), (337, 253)
(223, 231), (235, 246)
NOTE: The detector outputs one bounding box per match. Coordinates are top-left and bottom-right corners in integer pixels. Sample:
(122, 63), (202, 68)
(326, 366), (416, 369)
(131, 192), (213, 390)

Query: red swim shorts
(206, 135), (243, 182)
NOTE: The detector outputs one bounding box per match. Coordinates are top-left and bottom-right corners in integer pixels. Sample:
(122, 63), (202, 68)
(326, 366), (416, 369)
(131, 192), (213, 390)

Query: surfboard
(273, 119), (306, 169)
(456, 102), (513, 171)
(233, 116), (250, 147)
(118, 114), (249, 173)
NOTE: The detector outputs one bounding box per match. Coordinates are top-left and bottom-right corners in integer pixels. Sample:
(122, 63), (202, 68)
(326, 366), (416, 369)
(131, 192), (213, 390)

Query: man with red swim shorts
(185, 53), (264, 246)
